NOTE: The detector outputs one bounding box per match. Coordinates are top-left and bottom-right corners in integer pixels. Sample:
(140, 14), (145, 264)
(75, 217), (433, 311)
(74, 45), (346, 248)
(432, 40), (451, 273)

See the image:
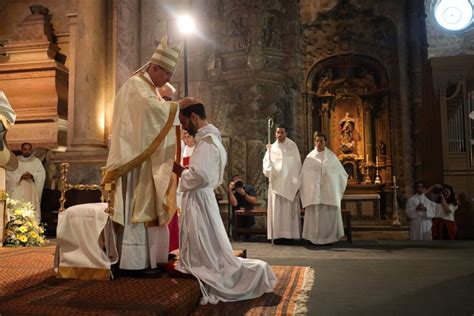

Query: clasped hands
(416, 203), (426, 212)
(20, 172), (34, 182)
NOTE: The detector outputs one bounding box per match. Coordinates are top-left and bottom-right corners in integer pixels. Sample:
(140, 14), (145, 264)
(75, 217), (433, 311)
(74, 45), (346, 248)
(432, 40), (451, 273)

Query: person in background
(158, 82), (180, 256)
(228, 174), (258, 233)
(432, 184), (458, 240)
(263, 125), (301, 243)
(405, 181), (436, 240)
(6, 142), (45, 223)
(300, 133), (348, 245)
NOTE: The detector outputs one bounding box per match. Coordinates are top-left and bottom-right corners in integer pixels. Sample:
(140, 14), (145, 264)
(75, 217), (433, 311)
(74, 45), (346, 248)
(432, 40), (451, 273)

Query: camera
(433, 184), (443, 194)
(235, 180), (244, 188)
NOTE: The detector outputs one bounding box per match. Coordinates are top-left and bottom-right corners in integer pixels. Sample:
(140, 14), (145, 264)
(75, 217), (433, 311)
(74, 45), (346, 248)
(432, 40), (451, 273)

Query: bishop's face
(148, 64), (172, 88)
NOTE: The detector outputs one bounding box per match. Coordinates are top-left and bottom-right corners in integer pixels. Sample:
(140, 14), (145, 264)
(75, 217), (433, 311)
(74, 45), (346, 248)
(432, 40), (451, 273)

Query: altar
(342, 194), (380, 221)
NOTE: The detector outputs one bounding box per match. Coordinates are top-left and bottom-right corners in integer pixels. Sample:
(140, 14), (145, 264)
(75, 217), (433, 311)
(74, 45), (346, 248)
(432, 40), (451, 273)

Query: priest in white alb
(6, 142), (45, 222)
(175, 100), (276, 305)
(263, 124), (302, 241)
(102, 36), (182, 272)
(405, 181), (436, 240)
(300, 133), (348, 245)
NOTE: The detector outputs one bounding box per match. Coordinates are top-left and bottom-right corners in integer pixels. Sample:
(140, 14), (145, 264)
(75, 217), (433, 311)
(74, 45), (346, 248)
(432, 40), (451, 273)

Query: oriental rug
(0, 244), (314, 315)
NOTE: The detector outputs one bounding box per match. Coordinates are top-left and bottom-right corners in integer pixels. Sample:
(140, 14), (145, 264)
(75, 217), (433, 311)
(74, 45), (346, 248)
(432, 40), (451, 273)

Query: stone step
(349, 230), (409, 240)
(351, 225), (409, 231)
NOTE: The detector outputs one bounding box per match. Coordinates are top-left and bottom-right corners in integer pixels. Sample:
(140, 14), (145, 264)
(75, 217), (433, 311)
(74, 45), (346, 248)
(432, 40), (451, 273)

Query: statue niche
(339, 112), (355, 154)
(307, 54), (391, 185)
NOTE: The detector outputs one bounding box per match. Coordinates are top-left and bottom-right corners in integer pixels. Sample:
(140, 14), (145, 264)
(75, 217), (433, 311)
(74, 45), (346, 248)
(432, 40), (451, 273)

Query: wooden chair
(54, 162), (118, 280)
(58, 162), (114, 214)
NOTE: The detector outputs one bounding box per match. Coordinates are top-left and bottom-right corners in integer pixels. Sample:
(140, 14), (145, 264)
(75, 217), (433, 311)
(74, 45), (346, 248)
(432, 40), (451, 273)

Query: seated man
(228, 174), (257, 229)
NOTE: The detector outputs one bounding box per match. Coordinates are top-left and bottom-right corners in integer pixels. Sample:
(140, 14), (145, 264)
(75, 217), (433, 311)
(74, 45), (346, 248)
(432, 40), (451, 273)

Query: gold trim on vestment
(101, 76), (178, 185)
(57, 266), (111, 281)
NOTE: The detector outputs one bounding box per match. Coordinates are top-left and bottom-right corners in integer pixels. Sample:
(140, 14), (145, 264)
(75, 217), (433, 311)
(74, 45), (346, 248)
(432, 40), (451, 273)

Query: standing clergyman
(263, 125), (301, 242)
(300, 133), (348, 245)
(7, 142), (45, 222)
(102, 36), (182, 273)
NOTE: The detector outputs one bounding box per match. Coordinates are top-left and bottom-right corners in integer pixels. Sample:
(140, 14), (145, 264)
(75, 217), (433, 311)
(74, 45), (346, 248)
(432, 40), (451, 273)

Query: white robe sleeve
(405, 196), (418, 219)
(31, 158), (46, 198)
(180, 138), (219, 192)
(262, 148), (282, 179)
(423, 196), (436, 219)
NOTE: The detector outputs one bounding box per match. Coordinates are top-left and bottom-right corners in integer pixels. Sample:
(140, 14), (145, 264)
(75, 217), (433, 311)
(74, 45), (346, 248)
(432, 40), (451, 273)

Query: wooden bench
(232, 208), (352, 243)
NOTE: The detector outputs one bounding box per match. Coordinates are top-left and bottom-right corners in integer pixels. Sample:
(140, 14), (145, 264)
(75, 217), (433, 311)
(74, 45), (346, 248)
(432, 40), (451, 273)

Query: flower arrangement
(4, 198), (47, 247)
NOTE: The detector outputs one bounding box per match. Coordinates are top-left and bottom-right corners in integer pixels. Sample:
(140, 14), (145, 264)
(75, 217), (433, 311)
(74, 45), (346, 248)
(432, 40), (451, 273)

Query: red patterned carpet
(0, 244), (314, 315)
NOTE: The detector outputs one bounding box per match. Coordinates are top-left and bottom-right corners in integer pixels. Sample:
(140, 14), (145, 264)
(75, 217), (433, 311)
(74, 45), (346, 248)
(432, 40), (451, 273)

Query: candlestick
(366, 154), (369, 163)
(374, 167), (381, 185)
(391, 177), (401, 226)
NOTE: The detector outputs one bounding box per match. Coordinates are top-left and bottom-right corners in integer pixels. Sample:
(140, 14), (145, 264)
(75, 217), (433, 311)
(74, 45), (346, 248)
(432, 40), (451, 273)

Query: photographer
(430, 184), (458, 240)
(228, 175), (257, 228)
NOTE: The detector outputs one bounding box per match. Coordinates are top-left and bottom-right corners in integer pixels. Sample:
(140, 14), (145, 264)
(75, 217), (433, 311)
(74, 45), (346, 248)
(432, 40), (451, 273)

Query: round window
(434, 0), (473, 31)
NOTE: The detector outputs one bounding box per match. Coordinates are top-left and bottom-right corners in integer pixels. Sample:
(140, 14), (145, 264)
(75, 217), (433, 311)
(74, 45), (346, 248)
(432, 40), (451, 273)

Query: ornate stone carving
(230, 137), (246, 178)
(224, 10), (251, 52)
(246, 140), (266, 197)
(303, 0), (396, 67)
(262, 11), (283, 50)
(222, 56), (248, 71)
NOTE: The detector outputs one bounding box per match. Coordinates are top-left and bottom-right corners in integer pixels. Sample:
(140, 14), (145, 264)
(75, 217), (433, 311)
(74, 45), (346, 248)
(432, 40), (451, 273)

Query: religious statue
(379, 139), (387, 156)
(339, 112), (355, 154)
(262, 13), (282, 50)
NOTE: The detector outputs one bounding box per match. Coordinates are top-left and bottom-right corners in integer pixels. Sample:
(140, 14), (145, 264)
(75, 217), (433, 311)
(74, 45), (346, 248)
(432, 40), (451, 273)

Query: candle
(366, 154), (369, 162)
(393, 175), (396, 183)
(376, 156), (379, 165)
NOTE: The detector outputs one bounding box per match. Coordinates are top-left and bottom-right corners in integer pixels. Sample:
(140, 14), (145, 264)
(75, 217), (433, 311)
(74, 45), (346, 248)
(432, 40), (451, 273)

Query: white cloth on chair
(55, 203), (118, 280)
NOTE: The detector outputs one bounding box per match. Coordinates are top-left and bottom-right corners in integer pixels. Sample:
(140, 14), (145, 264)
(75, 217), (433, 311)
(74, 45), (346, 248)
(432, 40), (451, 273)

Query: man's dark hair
(414, 181), (424, 190)
(442, 184), (458, 206)
(231, 174), (241, 181)
(314, 132), (327, 141)
(21, 142), (32, 149)
(276, 124), (287, 131)
(181, 103), (206, 119)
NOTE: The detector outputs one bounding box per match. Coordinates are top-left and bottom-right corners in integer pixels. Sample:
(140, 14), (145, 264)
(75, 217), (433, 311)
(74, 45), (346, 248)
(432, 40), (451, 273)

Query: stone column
(70, 0), (107, 150)
(67, 13), (77, 148)
(363, 101), (373, 163)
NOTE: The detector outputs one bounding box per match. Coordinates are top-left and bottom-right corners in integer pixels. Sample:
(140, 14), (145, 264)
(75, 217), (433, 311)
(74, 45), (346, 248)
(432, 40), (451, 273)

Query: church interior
(1, 0), (474, 314)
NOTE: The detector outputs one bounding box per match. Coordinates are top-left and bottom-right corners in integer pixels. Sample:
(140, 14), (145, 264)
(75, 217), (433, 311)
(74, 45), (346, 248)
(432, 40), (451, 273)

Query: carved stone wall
(205, 0), (304, 193)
